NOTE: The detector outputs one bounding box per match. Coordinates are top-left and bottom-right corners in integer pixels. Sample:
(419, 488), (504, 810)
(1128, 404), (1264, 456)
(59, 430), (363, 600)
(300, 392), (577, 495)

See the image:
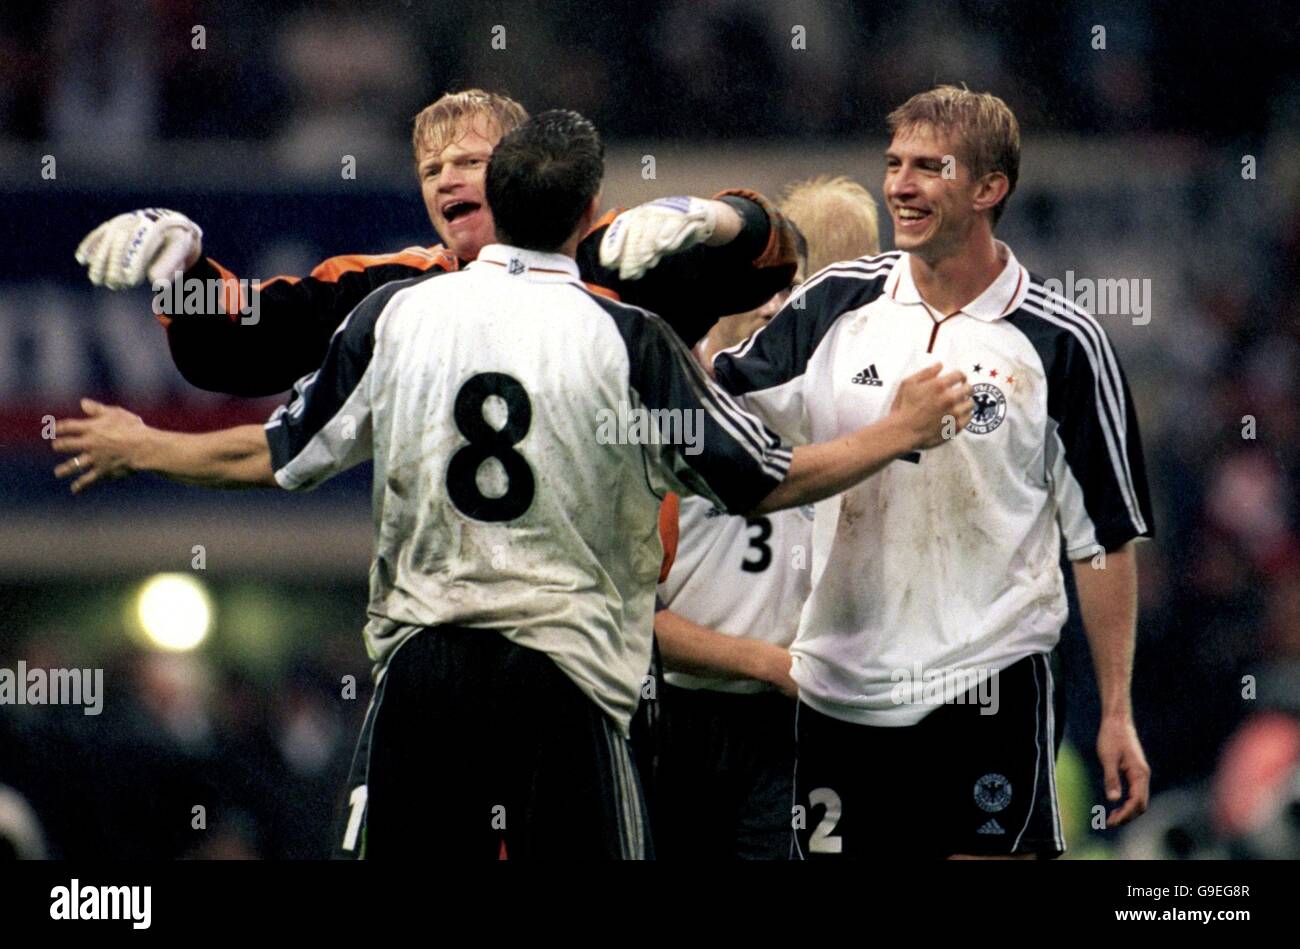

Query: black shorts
(653, 683), (796, 860)
(793, 653), (1064, 859)
(335, 624), (651, 860)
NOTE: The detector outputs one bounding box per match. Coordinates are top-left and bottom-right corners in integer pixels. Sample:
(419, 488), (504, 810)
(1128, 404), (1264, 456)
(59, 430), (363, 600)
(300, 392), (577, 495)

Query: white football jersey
(264, 244), (791, 735)
(714, 244), (1153, 726)
(658, 495), (813, 693)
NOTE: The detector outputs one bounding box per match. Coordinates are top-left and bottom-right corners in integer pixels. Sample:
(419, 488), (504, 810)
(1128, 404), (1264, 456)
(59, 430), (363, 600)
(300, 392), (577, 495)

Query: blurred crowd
(1102, 185), (1300, 858)
(0, 619), (368, 859)
(1, 0), (1295, 155)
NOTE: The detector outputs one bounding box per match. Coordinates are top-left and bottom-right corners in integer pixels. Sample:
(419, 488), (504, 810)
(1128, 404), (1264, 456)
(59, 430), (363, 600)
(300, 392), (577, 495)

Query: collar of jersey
(886, 240), (1027, 321)
(471, 243), (581, 281)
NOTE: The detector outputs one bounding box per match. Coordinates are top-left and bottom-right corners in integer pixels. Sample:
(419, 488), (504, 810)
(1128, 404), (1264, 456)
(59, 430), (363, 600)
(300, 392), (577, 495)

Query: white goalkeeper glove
(599, 196), (718, 281)
(75, 208), (203, 290)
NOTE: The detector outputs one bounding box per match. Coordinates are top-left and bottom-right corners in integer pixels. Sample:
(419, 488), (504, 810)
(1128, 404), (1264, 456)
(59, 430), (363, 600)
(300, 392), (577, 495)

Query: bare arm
(654, 608), (797, 697)
(751, 415), (914, 515)
(1071, 542), (1151, 826)
(750, 365), (973, 516)
(52, 399), (276, 493)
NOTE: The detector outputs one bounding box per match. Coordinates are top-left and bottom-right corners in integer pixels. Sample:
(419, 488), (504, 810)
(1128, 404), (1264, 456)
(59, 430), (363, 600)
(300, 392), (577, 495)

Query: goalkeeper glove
(75, 209), (203, 290)
(599, 196), (718, 281)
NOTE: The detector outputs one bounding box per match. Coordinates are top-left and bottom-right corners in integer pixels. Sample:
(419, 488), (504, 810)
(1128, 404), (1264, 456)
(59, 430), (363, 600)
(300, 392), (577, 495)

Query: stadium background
(0, 0), (1296, 859)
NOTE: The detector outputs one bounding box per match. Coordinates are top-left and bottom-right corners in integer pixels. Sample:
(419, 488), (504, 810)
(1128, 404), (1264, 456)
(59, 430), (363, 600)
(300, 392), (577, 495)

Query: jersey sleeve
(1043, 327), (1155, 556)
(261, 277), (408, 491)
(156, 247), (456, 397)
(575, 189), (800, 346)
(591, 292), (793, 515)
(711, 260), (893, 444)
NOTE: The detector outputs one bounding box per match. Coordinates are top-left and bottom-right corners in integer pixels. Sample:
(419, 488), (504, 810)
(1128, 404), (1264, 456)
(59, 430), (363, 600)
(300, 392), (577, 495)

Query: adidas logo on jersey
(851, 365), (883, 386)
(976, 818), (1006, 835)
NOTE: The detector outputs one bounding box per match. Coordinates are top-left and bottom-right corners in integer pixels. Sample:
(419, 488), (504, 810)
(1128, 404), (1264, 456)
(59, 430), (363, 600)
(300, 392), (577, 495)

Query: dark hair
(486, 109), (605, 252)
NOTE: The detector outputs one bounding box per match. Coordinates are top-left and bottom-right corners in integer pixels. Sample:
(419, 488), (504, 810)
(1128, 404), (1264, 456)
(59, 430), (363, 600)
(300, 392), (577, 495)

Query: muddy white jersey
(713, 244), (1153, 725)
(264, 243), (792, 735)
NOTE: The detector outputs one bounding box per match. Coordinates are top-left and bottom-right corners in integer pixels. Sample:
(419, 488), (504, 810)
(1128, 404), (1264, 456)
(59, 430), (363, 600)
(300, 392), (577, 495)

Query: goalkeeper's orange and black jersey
(159, 189), (800, 397)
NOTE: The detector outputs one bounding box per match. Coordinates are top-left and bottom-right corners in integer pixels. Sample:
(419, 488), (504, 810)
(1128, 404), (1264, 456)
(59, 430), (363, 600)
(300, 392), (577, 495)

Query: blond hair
(411, 89), (528, 163)
(779, 175), (880, 276)
(886, 85), (1020, 225)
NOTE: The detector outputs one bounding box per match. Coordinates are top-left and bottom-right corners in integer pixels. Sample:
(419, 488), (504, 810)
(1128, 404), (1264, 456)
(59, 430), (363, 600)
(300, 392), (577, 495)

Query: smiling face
(884, 122), (1010, 266)
(884, 123), (978, 263)
(417, 117), (503, 261)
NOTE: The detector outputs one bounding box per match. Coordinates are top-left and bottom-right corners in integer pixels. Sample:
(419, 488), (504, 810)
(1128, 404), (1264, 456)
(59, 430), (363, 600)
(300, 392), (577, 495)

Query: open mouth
(894, 206), (931, 226)
(442, 200), (482, 224)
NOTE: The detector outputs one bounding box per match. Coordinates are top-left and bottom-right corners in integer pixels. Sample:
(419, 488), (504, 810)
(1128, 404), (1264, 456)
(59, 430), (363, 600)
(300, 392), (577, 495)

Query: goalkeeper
(75, 89), (799, 397)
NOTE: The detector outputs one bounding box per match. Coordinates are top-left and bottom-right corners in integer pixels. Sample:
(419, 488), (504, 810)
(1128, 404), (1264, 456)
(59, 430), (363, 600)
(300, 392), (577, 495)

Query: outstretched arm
(52, 399), (275, 493)
(74, 207), (452, 396)
(751, 365), (972, 515)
